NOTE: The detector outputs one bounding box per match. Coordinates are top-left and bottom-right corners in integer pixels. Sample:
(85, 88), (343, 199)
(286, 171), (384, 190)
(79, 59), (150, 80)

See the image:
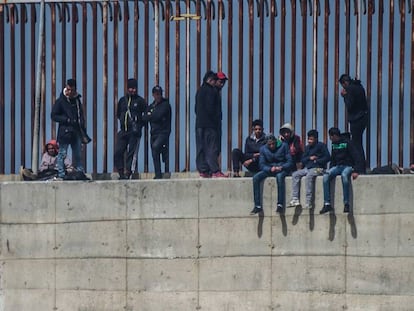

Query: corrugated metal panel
(0, 0), (413, 174)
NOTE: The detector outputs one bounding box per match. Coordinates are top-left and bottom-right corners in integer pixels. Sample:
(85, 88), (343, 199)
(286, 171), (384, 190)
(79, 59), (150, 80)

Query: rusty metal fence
(1, 0), (413, 175)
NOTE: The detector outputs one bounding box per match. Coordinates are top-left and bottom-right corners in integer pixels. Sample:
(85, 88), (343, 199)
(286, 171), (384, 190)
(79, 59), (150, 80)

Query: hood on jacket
(45, 139), (59, 154)
(279, 123), (294, 134)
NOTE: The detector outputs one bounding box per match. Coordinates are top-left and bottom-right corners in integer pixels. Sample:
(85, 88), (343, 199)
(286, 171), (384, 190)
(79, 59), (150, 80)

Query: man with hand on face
(339, 74), (368, 174)
(142, 85), (171, 179)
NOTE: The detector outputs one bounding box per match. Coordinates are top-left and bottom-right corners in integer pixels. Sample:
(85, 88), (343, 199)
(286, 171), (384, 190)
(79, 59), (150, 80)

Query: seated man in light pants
(320, 127), (363, 214)
(289, 129), (330, 209)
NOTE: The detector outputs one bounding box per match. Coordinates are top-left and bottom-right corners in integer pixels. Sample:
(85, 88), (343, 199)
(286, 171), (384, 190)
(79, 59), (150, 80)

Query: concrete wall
(1, 175), (414, 311)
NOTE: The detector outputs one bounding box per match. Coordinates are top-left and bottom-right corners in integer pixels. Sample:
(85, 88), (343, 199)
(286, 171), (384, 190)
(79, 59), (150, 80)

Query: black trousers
(349, 113), (368, 173)
(231, 148), (260, 173)
(151, 133), (169, 178)
(114, 131), (141, 174)
(195, 127), (220, 174)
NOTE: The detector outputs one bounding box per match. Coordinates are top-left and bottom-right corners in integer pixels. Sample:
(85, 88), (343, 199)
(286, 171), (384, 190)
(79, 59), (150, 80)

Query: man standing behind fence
(51, 78), (90, 180)
(195, 71), (228, 178)
(114, 78), (147, 180)
(339, 74), (369, 174)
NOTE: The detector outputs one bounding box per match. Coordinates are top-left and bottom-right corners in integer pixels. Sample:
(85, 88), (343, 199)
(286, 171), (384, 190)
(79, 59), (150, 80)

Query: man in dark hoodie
(320, 127), (363, 214)
(51, 78), (90, 180)
(114, 78), (147, 179)
(251, 134), (293, 215)
(195, 71), (227, 178)
(289, 129), (330, 209)
(231, 119), (266, 177)
(279, 123), (304, 172)
(339, 74), (369, 173)
(142, 85), (171, 179)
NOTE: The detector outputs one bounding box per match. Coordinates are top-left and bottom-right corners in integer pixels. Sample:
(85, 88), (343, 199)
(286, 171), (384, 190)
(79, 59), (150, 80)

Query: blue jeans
(322, 165), (353, 205)
(57, 135), (83, 177)
(253, 170), (288, 207)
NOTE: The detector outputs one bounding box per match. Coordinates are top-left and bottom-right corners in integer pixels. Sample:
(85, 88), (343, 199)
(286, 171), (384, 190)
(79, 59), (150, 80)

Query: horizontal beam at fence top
(0, 0), (120, 3)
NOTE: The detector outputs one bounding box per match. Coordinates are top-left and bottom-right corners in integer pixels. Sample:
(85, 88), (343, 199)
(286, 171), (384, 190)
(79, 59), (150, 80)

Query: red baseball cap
(216, 71), (228, 80)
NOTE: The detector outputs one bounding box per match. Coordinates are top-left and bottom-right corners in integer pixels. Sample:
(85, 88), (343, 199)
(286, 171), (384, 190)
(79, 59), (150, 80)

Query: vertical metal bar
(50, 3), (56, 137)
(165, 0), (171, 94)
(20, 4), (27, 166)
(174, 0), (181, 171)
(185, 0), (191, 172)
(344, 0), (350, 129)
(206, 0), (211, 69)
(40, 15), (46, 153)
(72, 3), (77, 77)
(102, 1), (108, 172)
(195, 0), (201, 91)
(280, 0), (286, 127)
(32, 0), (45, 173)
(376, 0), (384, 165)
(92, 2), (98, 174)
(365, 0), (373, 169)
(248, 0), (254, 125)
(61, 3), (66, 84)
(411, 0), (414, 165)
(227, 0), (233, 170)
(81, 2), (88, 171)
(144, 1), (150, 172)
(258, 0), (264, 119)
(0, 4), (4, 173)
(300, 0), (308, 138)
(124, 1), (129, 86)
(290, 0), (296, 137)
(10, 4), (16, 173)
(312, 0), (318, 129)
(355, 0), (361, 78)
(398, 0), (405, 166)
(323, 0), (329, 141)
(154, 0), (159, 83)
(237, 0), (243, 147)
(30, 4), (36, 150)
(218, 0), (223, 70)
(387, 0), (394, 162)
(269, 0), (275, 133)
(113, 2), (119, 137)
(334, 0), (339, 128)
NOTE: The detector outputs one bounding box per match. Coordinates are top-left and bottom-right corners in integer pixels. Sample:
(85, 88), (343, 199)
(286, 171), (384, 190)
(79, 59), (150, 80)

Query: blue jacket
(259, 140), (293, 173)
(301, 141), (330, 169)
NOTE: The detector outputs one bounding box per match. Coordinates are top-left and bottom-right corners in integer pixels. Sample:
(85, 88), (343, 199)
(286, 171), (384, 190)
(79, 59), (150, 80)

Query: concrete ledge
(1, 175), (414, 310)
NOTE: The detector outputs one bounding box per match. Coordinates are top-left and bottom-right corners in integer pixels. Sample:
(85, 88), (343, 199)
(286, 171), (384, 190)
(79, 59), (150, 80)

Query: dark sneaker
(319, 203), (333, 214)
(199, 172), (211, 178)
(276, 204), (285, 213)
(344, 203), (350, 213)
(250, 206), (262, 215)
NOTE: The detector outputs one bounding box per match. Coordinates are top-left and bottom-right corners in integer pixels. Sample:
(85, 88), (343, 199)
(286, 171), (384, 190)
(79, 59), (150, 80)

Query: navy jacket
(301, 141), (330, 169)
(259, 140), (293, 173)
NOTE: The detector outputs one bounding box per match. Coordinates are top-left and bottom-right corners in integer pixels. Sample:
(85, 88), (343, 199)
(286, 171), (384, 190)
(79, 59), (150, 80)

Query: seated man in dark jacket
(320, 127), (363, 214)
(289, 129), (330, 209)
(251, 134), (293, 215)
(231, 119), (266, 177)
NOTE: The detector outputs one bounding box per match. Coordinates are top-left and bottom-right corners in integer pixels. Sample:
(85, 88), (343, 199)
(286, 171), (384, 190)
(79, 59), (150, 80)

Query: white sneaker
(289, 199), (300, 207)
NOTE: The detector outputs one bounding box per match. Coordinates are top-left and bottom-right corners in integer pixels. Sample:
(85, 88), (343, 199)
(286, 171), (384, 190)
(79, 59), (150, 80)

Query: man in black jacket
(51, 78), (90, 180)
(231, 119), (266, 177)
(195, 71), (227, 178)
(143, 85), (171, 179)
(320, 127), (362, 214)
(339, 74), (369, 173)
(114, 78), (147, 179)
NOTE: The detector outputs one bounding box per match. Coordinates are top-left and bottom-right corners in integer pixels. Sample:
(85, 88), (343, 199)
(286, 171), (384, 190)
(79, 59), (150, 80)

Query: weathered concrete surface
(1, 175), (414, 310)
